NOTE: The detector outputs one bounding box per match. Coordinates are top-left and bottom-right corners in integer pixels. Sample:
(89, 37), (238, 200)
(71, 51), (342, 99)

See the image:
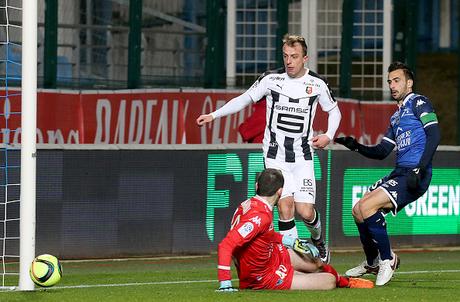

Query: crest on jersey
(238, 222), (254, 238)
(306, 85), (313, 94)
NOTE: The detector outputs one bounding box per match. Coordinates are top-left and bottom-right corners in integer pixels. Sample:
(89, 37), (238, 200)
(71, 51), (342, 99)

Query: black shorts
(368, 167), (432, 215)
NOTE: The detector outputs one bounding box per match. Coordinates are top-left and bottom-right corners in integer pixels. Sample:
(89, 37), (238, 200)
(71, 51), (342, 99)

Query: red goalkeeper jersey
(217, 196), (294, 289)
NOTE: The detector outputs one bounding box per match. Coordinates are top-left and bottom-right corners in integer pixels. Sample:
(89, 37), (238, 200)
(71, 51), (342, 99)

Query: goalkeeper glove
(293, 239), (320, 259)
(334, 137), (359, 151)
(407, 167), (426, 192)
(216, 280), (238, 292)
(283, 235), (319, 259)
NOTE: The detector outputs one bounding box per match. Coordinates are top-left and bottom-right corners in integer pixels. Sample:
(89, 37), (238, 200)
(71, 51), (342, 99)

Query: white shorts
(265, 157), (316, 204)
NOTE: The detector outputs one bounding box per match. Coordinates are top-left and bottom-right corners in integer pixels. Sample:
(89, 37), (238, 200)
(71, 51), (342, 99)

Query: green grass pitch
(1, 249), (459, 302)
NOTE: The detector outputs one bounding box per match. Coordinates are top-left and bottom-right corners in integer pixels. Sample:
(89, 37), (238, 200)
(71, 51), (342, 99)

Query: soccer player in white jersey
(196, 35), (341, 263)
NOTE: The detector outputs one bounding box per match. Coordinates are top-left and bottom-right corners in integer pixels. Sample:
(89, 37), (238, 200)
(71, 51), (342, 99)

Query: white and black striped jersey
(247, 68), (338, 162)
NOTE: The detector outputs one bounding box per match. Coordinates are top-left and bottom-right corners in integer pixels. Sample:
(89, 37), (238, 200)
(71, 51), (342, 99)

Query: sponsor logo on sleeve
(238, 222), (254, 238)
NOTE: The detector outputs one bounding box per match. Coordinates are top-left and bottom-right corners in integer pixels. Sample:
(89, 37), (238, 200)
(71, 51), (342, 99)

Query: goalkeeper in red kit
(217, 168), (374, 291)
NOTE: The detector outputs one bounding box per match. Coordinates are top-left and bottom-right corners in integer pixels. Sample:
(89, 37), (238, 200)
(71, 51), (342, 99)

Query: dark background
(1, 147), (458, 259)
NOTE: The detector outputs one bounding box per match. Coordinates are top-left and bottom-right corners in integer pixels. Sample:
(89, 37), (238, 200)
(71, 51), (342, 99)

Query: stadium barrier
(0, 88), (395, 145)
(26, 144), (460, 259)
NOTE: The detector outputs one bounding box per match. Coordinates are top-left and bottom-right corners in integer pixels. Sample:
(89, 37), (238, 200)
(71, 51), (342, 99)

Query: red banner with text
(0, 89), (396, 144)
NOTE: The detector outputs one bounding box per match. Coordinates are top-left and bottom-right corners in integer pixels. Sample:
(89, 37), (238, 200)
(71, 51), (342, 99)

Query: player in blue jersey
(334, 61), (440, 286)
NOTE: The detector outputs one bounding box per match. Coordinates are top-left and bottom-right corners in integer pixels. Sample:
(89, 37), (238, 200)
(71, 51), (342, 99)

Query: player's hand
(293, 239), (320, 259)
(216, 280), (238, 292)
(196, 114), (214, 126)
(334, 136), (358, 151)
(407, 167), (426, 192)
(311, 134), (331, 149)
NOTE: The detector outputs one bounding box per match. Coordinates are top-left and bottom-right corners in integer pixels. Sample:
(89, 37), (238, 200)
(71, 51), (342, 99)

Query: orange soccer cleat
(348, 277), (375, 288)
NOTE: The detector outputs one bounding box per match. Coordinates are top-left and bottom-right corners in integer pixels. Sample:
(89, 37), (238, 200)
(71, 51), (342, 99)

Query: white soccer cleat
(345, 259), (379, 277)
(375, 252), (400, 286)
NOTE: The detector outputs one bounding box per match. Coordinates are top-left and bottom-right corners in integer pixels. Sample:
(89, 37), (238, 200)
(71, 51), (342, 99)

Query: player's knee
(298, 208), (315, 221)
(351, 204), (361, 220)
(278, 198), (295, 213)
(325, 274), (337, 290)
(294, 203), (315, 221)
(357, 199), (379, 218)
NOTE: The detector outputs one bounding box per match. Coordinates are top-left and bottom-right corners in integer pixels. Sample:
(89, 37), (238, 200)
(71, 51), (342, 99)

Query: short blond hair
(283, 34), (308, 56)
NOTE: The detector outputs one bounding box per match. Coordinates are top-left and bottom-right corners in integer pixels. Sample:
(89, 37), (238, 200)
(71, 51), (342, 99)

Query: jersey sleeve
(382, 125), (396, 144)
(246, 75), (270, 103)
(317, 79), (338, 112)
(354, 124), (395, 160)
(411, 96), (441, 168)
(412, 96), (438, 128)
(217, 212), (271, 281)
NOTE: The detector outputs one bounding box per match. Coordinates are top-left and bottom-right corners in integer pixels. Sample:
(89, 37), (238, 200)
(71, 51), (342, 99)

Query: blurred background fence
(28, 1), (457, 93)
(0, 0), (458, 143)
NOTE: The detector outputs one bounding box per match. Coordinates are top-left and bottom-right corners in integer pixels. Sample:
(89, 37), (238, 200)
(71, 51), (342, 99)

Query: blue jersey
(382, 93), (438, 168)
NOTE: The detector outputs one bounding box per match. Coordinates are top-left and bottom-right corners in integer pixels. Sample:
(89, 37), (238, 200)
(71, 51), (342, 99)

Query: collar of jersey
(254, 195), (273, 211)
(401, 92), (416, 106)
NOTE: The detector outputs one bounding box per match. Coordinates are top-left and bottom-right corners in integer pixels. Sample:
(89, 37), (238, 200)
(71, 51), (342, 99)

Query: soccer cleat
(348, 277), (375, 288)
(311, 237), (330, 264)
(345, 259), (379, 277)
(375, 253), (400, 286)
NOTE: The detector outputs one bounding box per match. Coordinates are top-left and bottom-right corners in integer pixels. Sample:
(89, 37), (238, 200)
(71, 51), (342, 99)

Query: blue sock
(364, 211), (392, 261)
(356, 221), (379, 265)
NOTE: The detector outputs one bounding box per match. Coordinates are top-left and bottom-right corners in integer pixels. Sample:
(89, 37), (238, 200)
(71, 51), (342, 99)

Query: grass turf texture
(1, 250), (459, 302)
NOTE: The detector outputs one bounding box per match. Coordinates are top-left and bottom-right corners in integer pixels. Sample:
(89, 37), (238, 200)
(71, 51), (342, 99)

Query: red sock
(322, 264), (350, 288)
(337, 276), (350, 288)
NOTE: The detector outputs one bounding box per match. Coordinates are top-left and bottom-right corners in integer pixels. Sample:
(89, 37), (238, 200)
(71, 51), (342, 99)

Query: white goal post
(18, 0), (37, 291)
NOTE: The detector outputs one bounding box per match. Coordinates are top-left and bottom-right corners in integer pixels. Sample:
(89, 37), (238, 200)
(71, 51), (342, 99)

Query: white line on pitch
(1, 269), (458, 292)
(395, 269), (460, 275)
(46, 269), (460, 290)
(50, 279), (216, 290)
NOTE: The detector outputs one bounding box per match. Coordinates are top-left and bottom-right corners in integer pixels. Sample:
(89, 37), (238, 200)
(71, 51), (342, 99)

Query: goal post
(18, 0), (37, 291)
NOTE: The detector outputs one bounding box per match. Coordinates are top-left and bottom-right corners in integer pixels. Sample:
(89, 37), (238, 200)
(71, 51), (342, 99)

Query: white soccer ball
(29, 254), (63, 287)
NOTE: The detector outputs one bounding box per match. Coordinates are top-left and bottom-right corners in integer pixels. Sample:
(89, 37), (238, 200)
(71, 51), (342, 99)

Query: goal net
(0, 0), (36, 291)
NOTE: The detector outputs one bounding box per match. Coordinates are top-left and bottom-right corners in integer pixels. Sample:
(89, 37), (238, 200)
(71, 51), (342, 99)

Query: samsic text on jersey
(247, 69), (337, 162)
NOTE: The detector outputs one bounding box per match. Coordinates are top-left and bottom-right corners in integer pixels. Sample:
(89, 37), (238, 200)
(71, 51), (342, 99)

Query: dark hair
(388, 61), (415, 82)
(283, 34), (308, 56)
(256, 168), (284, 196)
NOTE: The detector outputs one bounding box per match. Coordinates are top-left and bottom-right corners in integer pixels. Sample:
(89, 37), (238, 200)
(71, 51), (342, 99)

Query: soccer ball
(29, 254), (63, 287)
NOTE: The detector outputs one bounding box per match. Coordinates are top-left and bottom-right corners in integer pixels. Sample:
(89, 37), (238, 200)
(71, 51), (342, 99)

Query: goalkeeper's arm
(217, 234), (240, 292)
